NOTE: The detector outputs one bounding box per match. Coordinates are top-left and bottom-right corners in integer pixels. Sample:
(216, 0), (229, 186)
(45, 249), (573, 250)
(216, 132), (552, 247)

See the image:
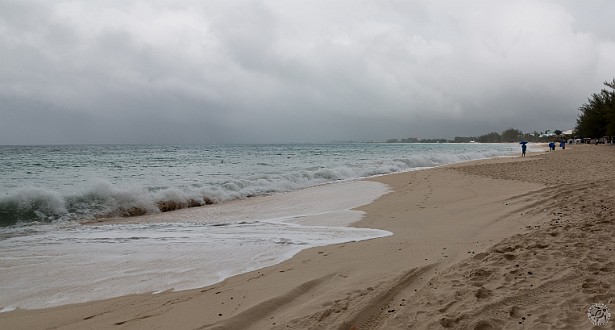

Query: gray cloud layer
(1, 0), (614, 144)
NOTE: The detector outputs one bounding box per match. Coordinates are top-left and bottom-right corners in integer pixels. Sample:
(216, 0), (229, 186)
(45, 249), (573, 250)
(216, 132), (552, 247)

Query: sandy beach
(2, 144), (614, 330)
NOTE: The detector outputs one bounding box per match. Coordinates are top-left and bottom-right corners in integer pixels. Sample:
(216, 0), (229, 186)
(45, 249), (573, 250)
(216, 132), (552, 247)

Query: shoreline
(0, 180), (392, 312)
(1, 144), (613, 329)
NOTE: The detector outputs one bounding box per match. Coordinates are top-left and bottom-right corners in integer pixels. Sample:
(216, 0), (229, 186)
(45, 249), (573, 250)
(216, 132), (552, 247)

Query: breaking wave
(0, 144), (518, 227)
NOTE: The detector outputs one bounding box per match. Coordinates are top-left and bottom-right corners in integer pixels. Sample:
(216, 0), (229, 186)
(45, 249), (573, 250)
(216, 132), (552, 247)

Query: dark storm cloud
(1, 0), (614, 144)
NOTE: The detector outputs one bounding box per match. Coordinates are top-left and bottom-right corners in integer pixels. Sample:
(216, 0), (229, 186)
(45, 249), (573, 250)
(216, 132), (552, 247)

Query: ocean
(0, 143), (523, 311)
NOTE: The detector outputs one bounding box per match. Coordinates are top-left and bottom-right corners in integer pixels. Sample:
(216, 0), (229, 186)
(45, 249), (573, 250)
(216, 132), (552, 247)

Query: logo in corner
(588, 303), (611, 326)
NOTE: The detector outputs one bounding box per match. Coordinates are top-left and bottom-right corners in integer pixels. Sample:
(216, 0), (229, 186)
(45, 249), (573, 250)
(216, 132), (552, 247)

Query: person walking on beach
(549, 142), (555, 151)
(521, 143), (527, 157)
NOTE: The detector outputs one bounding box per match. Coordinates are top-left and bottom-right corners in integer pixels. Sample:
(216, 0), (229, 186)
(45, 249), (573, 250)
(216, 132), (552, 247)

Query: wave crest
(0, 188), (67, 226)
(1, 145), (518, 227)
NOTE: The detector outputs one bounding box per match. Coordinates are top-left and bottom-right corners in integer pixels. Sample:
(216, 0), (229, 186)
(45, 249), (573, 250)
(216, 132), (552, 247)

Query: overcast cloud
(1, 0), (614, 144)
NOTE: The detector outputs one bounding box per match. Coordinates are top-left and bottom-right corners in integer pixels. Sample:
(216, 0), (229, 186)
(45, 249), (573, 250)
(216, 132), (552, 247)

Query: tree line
(386, 128), (564, 144)
(575, 78), (615, 138)
(453, 128), (567, 143)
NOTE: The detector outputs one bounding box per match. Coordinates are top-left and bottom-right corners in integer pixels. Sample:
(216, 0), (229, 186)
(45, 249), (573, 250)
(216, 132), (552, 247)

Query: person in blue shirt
(521, 143), (527, 157)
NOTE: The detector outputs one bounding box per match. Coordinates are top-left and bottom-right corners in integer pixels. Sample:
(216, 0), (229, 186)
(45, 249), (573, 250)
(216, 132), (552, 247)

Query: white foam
(0, 181), (391, 311)
(2, 143), (521, 225)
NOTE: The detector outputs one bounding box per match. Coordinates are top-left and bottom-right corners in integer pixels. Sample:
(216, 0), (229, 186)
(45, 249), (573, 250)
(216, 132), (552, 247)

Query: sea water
(0, 143), (523, 311)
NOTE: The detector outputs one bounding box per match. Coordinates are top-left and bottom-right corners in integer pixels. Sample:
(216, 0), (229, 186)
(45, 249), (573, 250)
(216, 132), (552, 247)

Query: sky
(1, 0), (615, 144)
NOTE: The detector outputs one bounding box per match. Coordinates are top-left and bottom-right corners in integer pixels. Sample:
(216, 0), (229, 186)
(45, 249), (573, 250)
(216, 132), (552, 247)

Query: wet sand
(1, 143), (614, 329)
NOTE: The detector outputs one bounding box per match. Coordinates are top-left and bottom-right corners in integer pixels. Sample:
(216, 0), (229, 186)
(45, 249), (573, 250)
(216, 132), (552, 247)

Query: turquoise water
(0, 143), (520, 227)
(1, 143), (519, 227)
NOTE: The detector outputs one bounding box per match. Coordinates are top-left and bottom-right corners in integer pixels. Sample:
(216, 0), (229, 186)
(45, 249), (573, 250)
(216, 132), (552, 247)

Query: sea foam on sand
(0, 181), (390, 311)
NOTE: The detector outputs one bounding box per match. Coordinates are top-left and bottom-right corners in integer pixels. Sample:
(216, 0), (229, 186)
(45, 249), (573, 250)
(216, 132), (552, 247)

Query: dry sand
(1, 144), (614, 330)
